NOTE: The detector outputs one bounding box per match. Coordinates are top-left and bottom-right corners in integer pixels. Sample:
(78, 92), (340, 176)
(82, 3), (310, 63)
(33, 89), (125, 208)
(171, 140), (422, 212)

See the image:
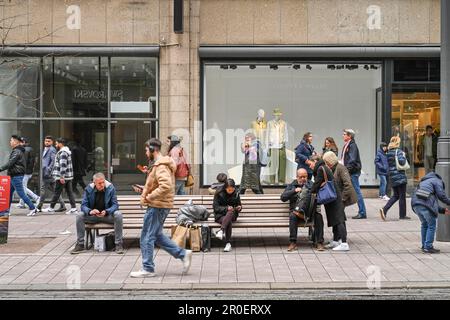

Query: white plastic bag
(94, 235), (106, 252)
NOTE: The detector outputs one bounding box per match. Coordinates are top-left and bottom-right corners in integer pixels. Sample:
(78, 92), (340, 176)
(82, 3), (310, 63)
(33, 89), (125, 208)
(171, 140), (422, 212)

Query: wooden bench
(84, 194), (314, 248)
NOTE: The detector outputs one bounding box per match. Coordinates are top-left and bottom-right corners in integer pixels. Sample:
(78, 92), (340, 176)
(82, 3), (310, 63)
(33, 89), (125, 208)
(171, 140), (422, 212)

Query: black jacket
(281, 179), (313, 212)
(311, 161), (346, 227)
(342, 139), (362, 175)
(23, 145), (36, 175)
(213, 189), (242, 221)
(0, 146), (26, 177)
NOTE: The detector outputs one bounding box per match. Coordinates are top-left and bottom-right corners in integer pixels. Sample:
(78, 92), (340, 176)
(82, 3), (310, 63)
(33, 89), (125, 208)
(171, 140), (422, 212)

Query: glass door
(110, 120), (157, 194)
(392, 84), (440, 192)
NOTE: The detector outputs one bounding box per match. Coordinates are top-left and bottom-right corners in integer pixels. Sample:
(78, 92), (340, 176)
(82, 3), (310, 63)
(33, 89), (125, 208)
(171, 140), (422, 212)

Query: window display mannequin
(251, 109), (267, 147)
(266, 108), (288, 184)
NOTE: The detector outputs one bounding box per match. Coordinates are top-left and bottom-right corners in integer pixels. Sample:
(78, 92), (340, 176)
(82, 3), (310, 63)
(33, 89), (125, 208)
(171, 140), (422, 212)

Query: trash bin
(437, 213), (450, 242)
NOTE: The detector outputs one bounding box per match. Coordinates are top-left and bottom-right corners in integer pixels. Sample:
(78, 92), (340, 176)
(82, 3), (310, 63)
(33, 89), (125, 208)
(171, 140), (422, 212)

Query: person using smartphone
(213, 179), (242, 252)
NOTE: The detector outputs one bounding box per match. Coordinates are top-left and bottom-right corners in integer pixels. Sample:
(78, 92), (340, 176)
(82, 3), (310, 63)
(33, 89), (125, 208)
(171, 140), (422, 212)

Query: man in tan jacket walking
(131, 138), (192, 278)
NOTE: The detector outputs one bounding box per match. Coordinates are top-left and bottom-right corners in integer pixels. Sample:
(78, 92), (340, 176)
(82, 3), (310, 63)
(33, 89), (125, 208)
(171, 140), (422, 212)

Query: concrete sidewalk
(1, 198), (450, 293)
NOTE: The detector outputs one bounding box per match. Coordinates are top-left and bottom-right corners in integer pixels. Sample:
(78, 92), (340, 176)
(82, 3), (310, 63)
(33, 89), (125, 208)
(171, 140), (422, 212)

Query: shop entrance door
(110, 120), (156, 194)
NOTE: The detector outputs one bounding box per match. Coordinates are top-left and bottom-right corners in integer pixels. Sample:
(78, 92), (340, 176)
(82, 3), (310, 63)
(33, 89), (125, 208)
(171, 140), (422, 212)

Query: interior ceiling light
(270, 64), (278, 70)
(306, 65), (312, 70)
(249, 65), (256, 69)
(292, 64), (301, 70)
(229, 65), (237, 70)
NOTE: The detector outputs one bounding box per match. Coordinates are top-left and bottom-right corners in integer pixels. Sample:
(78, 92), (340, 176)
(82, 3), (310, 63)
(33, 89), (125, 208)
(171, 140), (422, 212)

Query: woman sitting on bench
(213, 179), (242, 252)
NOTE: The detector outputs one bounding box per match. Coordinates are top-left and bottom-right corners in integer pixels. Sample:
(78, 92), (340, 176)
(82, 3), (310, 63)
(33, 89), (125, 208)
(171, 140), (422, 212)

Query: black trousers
(332, 222), (347, 243)
(289, 209), (324, 244)
(72, 174), (87, 194)
(50, 180), (76, 209)
(36, 180), (65, 210)
(383, 183), (407, 218)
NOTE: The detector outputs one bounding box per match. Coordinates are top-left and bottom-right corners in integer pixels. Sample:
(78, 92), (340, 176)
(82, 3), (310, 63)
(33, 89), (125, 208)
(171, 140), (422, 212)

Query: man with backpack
(167, 135), (190, 195)
(411, 172), (450, 254)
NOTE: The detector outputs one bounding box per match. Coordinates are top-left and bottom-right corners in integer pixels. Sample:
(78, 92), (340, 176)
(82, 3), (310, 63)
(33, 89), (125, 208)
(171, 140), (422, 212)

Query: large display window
(203, 62), (382, 186)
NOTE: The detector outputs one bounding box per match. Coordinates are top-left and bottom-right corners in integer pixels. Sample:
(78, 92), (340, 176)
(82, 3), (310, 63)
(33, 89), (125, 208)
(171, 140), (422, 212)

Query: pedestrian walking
(42, 138), (77, 215)
(71, 139), (88, 196)
(32, 136), (66, 215)
(167, 135), (191, 195)
(16, 137), (39, 208)
(130, 138), (192, 278)
(374, 142), (390, 201)
(0, 135), (36, 215)
(379, 136), (410, 220)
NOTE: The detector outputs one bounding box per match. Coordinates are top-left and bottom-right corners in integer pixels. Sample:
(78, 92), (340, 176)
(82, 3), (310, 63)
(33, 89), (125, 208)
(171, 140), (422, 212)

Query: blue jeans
(140, 207), (186, 272)
(378, 175), (387, 197)
(175, 180), (186, 195)
(18, 174), (39, 206)
(413, 205), (437, 250)
(351, 173), (366, 216)
(9, 176), (35, 210)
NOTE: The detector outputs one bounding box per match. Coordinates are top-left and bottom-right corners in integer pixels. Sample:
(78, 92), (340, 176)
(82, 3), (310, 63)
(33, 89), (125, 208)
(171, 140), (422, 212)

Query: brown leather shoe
(315, 243), (325, 251)
(288, 242), (298, 251)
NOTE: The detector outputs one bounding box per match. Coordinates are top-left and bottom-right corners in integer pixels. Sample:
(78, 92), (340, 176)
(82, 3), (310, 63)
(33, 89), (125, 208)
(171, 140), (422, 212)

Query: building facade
(0, 0), (443, 194)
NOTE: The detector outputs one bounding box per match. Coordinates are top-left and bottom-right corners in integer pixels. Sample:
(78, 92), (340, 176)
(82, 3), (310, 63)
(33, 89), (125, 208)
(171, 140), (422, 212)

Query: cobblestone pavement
(1, 198), (450, 295)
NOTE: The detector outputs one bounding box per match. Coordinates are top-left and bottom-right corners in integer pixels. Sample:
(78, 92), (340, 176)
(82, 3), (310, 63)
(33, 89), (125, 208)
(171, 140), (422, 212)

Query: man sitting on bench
(70, 172), (124, 254)
(281, 168), (325, 252)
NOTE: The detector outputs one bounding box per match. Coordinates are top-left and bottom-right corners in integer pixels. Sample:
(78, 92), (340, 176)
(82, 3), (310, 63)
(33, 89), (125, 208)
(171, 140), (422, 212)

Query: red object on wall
(0, 176), (11, 213)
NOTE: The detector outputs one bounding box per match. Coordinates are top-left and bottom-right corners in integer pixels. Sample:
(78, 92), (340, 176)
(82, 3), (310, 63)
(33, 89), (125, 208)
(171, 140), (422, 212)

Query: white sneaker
(216, 230), (224, 240)
(130, 270), (156, 278)
(182, 250), (192, 274)
(382, 195), (390, 201)
(66, 208), (78, 215)
(27, 209), (38, 217)
(332, 242), (350, 251)
(42, 207), (55, 213)
(224, 243), (232, 252)
(16, 203), (26, 209)
(325, 240), (341, 249)
(34, 197), (40, 204)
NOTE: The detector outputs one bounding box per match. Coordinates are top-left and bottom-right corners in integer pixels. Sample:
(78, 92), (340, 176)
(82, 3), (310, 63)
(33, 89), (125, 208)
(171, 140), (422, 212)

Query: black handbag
(200, 224), (211, 252)
(105, 232), (115, 251)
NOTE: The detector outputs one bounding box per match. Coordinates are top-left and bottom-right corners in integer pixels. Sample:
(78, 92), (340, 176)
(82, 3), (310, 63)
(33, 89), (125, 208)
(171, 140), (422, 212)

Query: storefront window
(110, 57), (157, 118)
(392, 85), (440, 191)
(203, 63), (382, 186)
(0, 58), (40, 118)
(43, 57), (108, 117)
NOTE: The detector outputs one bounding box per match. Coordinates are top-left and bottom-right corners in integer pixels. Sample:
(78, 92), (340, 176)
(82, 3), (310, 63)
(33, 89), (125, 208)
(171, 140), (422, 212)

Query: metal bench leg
(86, 228), (95, 250)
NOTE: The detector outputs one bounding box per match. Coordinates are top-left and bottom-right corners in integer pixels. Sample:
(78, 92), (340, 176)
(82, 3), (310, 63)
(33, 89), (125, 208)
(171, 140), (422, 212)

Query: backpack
(175, 148), (190, 178)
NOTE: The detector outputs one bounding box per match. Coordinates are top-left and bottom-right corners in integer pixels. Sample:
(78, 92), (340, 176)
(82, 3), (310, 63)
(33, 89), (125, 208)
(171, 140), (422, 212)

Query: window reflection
(43, 57), (108, 117)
